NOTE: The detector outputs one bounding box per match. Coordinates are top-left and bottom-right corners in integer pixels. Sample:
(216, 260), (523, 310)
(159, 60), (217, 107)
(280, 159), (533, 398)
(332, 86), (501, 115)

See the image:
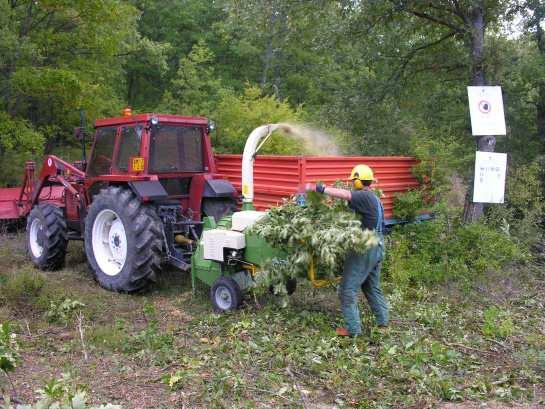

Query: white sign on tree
(473, 151), (507, 204)
(467, 86), (506, 136)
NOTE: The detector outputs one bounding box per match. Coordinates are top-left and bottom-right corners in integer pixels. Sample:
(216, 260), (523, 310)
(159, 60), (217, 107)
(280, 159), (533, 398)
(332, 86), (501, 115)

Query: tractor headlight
(150, 116), (159, 126)
(207, 120), (216, 132)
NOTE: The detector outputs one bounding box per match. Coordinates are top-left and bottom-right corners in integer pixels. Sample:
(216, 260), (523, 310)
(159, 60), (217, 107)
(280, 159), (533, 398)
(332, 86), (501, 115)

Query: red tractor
(0, 112), (238, 292)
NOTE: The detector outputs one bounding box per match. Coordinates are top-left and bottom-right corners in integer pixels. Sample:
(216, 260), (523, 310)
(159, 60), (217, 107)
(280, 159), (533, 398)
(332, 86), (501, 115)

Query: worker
(309, 164), (389, 337)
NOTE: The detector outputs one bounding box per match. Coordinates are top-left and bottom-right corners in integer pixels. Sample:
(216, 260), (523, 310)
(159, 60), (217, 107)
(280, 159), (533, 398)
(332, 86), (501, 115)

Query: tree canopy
(0, 0), (543, 188)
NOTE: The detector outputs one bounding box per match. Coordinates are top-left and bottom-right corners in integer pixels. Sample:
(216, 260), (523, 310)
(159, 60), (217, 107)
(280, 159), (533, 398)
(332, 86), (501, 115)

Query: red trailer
(214, 154), (420, 220)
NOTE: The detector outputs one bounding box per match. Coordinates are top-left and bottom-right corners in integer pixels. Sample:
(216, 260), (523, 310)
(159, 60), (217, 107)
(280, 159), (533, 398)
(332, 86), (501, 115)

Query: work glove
(315, 183), (326, 194)
(303, 182), (325, 194)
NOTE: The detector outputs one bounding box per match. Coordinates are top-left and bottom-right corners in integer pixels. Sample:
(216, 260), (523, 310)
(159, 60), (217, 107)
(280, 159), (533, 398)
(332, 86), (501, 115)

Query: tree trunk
(261, 2), (276, 90)
(463, 3), (495, 223)
(535, 8), (545, 145)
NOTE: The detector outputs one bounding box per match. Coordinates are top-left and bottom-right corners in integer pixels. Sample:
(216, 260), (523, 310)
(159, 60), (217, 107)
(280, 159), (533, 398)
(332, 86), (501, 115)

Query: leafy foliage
(14, 373), (120, 409)
(486, 159), (545, 244)
(0, 113), (44, 186)
(45, 299), (85, 326)
(213, 85), (304, 154)
(393, 189), (426, 221)
(384, 217), (525, 287)
(482, 306), (515, 339)
(251, 192), (379, 295)
(158, 40), (223, 116)
(0, 323), (20, 376)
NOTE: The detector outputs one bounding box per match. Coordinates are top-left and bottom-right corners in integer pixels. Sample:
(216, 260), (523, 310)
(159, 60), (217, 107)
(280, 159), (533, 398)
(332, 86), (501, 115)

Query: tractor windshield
(149, 125), (204, 173)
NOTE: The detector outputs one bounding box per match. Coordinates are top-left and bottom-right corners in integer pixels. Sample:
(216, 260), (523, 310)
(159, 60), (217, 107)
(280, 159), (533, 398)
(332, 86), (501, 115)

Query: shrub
(481, 306), (515, 339)
(45, 298), (85, 326)
(384, 217), (524, 287)
(393, 189), (426, 221)
(213, 85), (304, 154)
(486, 160), (544, 245)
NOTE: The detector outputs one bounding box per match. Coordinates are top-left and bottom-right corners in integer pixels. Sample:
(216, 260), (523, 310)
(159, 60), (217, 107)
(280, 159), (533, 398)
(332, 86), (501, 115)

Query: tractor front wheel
(26, 203), (68, 270)
(210, 276), (242, 312)
(85, 186), (162, 292)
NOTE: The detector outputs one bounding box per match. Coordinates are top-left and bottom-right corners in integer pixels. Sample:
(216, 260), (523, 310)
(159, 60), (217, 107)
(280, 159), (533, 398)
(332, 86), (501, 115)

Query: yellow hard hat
(350, 164), (374, 181)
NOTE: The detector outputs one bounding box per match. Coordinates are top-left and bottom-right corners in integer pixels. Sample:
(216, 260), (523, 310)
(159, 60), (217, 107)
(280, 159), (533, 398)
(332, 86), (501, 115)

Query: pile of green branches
(250, 191), (379, 296)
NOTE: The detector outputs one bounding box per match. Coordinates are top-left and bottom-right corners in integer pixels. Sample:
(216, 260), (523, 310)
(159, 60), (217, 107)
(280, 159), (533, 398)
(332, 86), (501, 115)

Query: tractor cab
(88, 113), (214, 178)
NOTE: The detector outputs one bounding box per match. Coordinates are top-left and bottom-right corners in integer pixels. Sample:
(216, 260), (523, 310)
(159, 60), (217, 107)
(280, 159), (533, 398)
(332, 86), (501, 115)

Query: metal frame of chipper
(191, 124), (296, 312)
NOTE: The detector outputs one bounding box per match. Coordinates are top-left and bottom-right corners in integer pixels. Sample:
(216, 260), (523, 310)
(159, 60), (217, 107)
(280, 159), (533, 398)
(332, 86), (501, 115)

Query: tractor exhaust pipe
(241, 124), (292, 209)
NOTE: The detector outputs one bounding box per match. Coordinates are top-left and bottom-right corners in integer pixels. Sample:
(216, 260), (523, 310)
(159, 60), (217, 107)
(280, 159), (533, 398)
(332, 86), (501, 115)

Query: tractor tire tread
(27, 203), (68, 271)
(85, 186), (162, 292)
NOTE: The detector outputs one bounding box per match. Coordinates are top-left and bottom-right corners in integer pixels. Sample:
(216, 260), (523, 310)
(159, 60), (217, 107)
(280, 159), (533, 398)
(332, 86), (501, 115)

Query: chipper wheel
(85, 186), (162, 292)
(210, 276), (242, 312)
(26, 203), (68, 270)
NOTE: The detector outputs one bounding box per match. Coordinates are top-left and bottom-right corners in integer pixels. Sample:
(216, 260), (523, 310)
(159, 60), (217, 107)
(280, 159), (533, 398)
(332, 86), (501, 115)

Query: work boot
(336, 327), (360, 337)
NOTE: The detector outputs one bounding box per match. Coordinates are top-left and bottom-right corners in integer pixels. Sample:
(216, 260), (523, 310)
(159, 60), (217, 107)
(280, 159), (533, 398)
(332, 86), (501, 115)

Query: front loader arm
(30, 155), (86, 206)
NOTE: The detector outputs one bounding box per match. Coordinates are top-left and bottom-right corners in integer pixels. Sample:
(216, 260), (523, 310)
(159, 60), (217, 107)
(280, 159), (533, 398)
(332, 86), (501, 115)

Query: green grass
(0, 232), (544, 408)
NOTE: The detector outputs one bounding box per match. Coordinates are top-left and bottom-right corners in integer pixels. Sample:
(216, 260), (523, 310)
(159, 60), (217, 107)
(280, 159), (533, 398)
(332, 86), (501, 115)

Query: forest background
(1, 0), (544, 181)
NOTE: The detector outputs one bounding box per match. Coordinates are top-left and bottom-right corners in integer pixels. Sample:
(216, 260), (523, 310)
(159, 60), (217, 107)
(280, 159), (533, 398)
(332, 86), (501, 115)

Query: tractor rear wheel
(85, 186), (162, 292)
(26, 203), (68, 270)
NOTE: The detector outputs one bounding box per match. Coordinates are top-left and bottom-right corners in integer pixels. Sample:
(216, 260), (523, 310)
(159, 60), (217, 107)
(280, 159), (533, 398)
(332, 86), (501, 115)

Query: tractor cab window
(87, 126), (117, 176)
(116, 126), (142, 171)
(150, 125), (204, 173)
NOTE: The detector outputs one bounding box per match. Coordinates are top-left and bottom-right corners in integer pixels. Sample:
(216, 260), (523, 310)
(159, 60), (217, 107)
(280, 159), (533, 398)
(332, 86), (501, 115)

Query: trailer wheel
(210, 276), (242, 312)
(85, 186), (162, 292)
(26, 203), (68, 270)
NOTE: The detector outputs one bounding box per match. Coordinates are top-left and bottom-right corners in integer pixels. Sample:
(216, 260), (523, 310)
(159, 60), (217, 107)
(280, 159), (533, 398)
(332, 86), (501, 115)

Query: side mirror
(207, 120), (216, 133)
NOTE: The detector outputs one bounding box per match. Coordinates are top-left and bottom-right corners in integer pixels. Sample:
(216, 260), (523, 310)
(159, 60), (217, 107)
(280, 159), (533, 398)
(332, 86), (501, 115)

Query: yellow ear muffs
(353, 179), (364, 190)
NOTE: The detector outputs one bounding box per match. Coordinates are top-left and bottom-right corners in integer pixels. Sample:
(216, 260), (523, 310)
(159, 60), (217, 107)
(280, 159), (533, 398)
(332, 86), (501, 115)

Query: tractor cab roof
(94, 113), (209, 128)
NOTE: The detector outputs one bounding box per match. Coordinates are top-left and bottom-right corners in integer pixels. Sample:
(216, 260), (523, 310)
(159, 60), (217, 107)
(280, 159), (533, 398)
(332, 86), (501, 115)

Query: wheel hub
(215, 286), (232, 310)
(37, 228), (45, 247)
(92, 209), (128, 276)
(29, 218), (44, 258)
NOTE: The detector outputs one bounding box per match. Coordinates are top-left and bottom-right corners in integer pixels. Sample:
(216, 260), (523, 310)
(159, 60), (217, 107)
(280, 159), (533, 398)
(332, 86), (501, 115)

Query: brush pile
(250, 191), (379, 296)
